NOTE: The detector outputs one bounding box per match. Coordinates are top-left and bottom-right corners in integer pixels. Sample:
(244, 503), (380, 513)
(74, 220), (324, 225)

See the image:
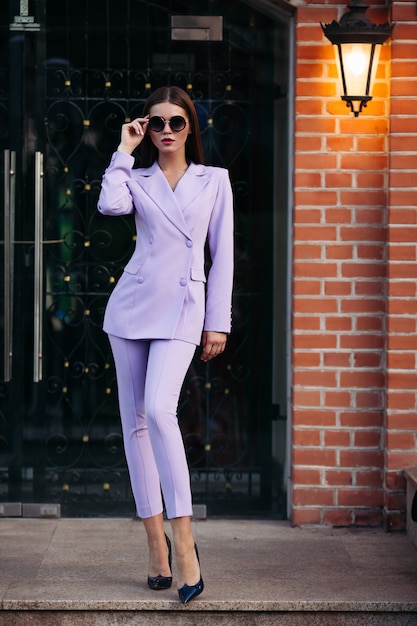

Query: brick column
(385, 0), (417, 531)
(292, 0), (391, 526)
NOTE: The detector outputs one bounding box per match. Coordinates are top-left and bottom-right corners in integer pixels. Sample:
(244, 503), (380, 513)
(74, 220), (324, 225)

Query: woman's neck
(157, 154), (188, 173)
(158, 155), (189, 191)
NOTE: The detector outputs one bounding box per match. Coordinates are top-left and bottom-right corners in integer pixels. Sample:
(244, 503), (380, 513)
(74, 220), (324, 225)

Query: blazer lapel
(174, 163), (210, 210)
(136, 162), (190, 237)
(136, 162), (210, 238)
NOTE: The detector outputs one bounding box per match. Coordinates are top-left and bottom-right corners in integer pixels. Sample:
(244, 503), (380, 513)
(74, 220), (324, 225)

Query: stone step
(1, 519), (417, 626)
(1, 605), (417, 626)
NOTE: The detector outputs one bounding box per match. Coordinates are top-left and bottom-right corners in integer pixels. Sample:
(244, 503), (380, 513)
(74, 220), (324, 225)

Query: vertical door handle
(3, 150), (16, 382)
(33, 151), (44, 382)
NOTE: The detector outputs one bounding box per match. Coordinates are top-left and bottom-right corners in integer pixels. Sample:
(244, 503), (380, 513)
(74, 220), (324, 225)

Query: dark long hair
(139, 86), (205, 167)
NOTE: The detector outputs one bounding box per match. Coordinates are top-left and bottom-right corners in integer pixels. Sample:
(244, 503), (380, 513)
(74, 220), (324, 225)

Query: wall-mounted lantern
(321, 0), (394, 117)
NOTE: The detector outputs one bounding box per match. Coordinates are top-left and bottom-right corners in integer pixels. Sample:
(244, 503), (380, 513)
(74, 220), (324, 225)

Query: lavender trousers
(108, 335), (196, 520)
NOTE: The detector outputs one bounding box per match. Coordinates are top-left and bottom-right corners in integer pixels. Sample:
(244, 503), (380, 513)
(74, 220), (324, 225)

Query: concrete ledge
(405, 466), (417, 550)
(3, 599), (417, 611)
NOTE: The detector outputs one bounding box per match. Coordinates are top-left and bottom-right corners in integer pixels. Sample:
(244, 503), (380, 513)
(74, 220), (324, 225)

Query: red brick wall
(386, 0), (417, 530)
(292, 0), (417, 528)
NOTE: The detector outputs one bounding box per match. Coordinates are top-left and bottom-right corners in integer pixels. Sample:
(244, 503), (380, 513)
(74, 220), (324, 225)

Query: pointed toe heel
(178, 577), (204, 604)
(147, 533), (173, 591)
(147, 573), (173, 590)
(178, 544), (204, 604)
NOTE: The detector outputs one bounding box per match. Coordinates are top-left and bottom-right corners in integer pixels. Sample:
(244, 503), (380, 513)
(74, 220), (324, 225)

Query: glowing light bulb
(346, 50), (367, 76)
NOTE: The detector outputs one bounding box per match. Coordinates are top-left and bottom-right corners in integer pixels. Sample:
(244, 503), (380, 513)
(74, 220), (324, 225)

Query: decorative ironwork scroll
(0, 0), (279, 516)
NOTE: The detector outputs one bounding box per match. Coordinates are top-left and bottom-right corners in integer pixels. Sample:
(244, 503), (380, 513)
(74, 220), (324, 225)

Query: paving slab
(1, 518), (416, 620)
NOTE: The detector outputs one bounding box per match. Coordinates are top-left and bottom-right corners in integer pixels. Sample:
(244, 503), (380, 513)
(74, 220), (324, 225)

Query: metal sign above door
(10, 0), (40, 31)
(171, 15), (223, 41)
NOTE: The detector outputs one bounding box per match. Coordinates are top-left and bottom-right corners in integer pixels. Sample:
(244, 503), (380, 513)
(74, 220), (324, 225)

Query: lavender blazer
(97, 152), (234, 345)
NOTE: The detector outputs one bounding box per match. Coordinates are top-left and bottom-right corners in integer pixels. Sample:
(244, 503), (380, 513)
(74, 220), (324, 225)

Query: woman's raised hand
(117, 116), (150, 154)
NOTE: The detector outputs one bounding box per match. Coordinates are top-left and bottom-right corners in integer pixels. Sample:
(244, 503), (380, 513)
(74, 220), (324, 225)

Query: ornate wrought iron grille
(0, 0), (285, 517)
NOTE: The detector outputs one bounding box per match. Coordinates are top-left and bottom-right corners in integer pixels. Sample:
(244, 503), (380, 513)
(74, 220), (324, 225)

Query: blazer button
(186, 239), (193, 248)
(137, 276), (144, 284)
(180, 278), (187, 287)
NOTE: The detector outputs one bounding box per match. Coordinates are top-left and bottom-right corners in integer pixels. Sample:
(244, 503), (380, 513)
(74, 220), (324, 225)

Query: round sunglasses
(148, 115), (188, 133)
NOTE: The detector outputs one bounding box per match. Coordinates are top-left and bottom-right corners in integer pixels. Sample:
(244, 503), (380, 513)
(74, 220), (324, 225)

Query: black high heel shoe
(147, 533), (173, 590)
(178, 544), (204, 604)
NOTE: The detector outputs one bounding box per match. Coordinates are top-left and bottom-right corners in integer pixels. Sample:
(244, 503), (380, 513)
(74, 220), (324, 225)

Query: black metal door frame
(1, 0), (292, 518)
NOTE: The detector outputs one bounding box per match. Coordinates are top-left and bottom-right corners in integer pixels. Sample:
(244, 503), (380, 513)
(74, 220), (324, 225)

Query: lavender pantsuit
(98, 152), (234, 519)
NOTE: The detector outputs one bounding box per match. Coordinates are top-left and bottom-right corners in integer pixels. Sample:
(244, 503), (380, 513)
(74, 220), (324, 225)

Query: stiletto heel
(178, 544), (204, 604)
(147, 533), (173, 590)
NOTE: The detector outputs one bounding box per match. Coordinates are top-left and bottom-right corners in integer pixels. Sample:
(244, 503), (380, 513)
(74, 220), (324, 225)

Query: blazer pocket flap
(191, 267), (206, 282)
(124, 259), (143, 275)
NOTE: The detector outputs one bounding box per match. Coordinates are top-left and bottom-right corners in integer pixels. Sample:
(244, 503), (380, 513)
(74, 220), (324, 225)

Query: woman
(97, 86), (234, 604)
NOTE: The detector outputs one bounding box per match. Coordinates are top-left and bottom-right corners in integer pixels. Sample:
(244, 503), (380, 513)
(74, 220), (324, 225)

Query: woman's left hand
(201, 331), (227, 362)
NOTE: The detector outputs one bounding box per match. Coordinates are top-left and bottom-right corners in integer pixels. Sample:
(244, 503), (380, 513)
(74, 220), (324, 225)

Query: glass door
(1, 0), (290, 517)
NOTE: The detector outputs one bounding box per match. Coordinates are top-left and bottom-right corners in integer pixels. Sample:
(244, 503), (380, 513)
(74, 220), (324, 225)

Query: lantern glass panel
(334, 42), (381, 98)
